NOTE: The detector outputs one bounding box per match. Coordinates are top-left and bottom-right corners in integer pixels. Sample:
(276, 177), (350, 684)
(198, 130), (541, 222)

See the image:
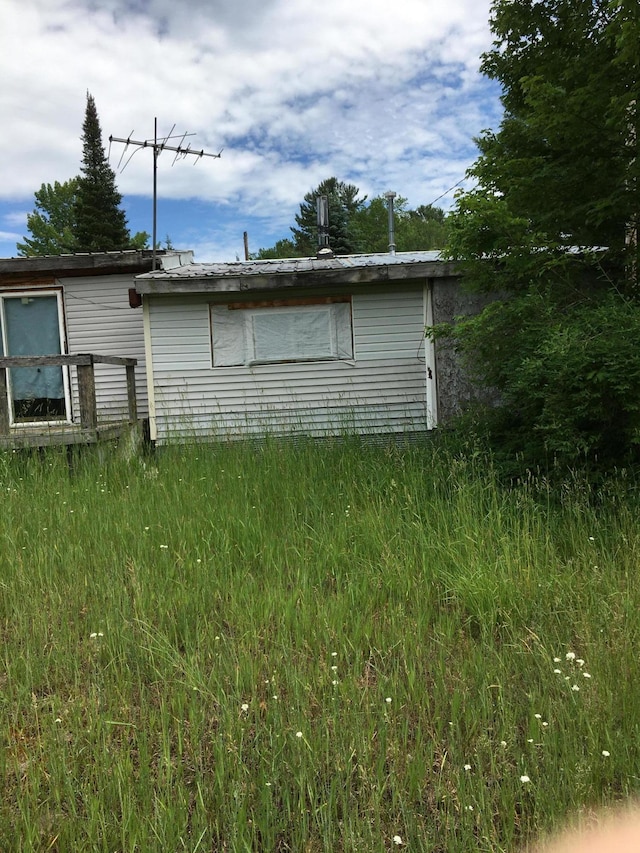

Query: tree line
(253, 177), (449, 258)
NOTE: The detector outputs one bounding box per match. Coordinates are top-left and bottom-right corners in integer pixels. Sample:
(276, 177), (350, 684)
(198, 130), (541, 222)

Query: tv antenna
(109, 118), (222, 270)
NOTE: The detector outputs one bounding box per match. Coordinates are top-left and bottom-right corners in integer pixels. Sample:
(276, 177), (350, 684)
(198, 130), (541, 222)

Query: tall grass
(1, 438), (639, 851)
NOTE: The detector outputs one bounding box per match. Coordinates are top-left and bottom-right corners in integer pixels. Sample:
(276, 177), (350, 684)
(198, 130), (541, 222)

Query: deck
(0, 354), (140, 449)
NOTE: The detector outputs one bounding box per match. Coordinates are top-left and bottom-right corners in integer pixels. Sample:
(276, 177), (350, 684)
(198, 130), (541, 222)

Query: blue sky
(0, 0), (502, 262)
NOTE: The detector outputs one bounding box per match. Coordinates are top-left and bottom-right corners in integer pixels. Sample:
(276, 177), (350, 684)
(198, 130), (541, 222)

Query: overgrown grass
(1, 437), (639, 851)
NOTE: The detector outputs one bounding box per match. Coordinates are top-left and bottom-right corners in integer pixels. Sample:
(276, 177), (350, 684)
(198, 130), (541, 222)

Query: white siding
(62, 274), (147, 422)
(147, 288), (428, 443)
(352, 289), (426, 360)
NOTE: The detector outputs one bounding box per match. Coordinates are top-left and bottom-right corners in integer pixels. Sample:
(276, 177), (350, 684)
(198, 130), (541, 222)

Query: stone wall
(432, 276), (498, 424)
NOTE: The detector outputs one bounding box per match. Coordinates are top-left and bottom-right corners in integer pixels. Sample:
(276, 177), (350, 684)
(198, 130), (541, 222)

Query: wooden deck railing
(0, 354), (138, 439)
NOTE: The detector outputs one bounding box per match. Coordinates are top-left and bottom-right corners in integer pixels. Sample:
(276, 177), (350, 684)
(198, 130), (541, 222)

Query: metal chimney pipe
(317, 195), (330, 249)
(385, 191), (397, 255)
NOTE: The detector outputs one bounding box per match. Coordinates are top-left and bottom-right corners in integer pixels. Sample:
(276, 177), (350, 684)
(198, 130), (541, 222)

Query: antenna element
(109, 118), (222, 270)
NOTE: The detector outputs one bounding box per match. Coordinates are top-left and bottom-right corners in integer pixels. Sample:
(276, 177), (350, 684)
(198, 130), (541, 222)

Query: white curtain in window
(251, 308), (333, 362)
(212, 302), (353, 367)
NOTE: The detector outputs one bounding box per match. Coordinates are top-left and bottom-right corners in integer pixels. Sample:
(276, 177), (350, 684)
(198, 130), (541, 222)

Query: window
(0, 290), (71, 423)
(211, 298), (353, 367)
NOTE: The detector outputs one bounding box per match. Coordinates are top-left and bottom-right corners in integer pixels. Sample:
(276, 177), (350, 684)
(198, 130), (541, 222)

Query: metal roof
(0, 249), (191, 277)
(137, 250), (444, 280)
(135, 250), (456, 295)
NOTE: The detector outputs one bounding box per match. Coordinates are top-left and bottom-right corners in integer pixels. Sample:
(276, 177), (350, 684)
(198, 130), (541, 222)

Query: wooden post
(0, 369), (9, 436)
(126, 364), (137, 423)
(77, 360), (97, 430)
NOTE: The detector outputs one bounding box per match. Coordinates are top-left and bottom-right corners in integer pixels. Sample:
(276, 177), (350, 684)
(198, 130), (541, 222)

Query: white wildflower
(571, 684), (580, 692)
(241, 703), (249, 712)
(520, 775), (531, 783)
(566, 651), (576, 661)
(385, 697), (392, 704)
(464, 764), (472, 771)
(602, 750), (610, 757)
(296, 731), (303, 738)
(393, 836), (403, 846)
(554, 669), (562, 674)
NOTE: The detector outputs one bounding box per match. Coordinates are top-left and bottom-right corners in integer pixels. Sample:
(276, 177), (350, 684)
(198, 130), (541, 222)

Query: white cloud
(0, 0), (500, 260)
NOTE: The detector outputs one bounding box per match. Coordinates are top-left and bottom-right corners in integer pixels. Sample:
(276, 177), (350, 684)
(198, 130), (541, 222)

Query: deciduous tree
(438, 0), (640, 472)
(16, 179), (79, 256)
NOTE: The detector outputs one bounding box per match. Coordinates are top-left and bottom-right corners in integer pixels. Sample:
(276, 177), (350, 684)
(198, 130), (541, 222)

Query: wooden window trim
(225, 295), (351, 310)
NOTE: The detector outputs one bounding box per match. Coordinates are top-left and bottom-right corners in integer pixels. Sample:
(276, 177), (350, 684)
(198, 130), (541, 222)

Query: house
(0, 249), (191, 441)
(135, 251), (481, 445)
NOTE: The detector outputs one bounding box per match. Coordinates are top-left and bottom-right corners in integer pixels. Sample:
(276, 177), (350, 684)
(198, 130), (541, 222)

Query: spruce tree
(74, 92), (131, 252)
(290, 178), (366, 255)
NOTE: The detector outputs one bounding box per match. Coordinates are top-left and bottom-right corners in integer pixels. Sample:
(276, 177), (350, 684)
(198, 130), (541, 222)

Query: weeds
(1, 439), (639, 851)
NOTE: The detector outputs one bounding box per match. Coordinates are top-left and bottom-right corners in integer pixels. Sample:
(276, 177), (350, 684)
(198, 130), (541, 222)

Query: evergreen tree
(74, 92), (131, 252)
(17, 179), (79, 256)
(437, 0), (640, 473)
(257, 193), (449, 257)
(290, 178), (366, 255)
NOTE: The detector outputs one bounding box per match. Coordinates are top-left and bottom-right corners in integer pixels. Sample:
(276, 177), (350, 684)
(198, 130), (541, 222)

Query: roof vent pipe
(385, 191), (397, 255)
(317, 195), (330, 250)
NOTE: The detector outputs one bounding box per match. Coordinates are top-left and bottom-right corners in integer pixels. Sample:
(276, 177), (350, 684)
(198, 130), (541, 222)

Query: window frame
(210, 296), (354, 368)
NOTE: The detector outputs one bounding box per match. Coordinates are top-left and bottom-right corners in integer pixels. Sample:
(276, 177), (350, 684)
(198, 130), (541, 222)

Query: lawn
(1, 438), (639, 851)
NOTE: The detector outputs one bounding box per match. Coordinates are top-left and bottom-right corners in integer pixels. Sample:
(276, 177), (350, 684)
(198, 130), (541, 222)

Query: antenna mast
(109, 119), (222, 270)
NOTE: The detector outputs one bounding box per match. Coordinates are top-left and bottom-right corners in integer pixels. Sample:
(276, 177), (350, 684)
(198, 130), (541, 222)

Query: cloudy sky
(0, 0), (502, 262)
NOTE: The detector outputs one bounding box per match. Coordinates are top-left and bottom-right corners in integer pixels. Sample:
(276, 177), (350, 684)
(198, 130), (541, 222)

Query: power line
(427, 176), (470, 208)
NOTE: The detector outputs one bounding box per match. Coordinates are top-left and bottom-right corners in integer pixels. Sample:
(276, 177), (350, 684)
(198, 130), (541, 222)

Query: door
(0, 292), (71, 423)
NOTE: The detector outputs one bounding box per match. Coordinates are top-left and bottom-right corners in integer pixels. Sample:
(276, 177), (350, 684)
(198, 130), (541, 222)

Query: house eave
(135, 258), (459, 296)
(0, 250), (164, 282)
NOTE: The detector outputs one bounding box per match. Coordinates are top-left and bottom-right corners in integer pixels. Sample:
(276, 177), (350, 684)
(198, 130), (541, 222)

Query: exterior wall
(62, 274), (148, 422)
(432, 276), (497, 424)
(146, 286), (430, 443)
